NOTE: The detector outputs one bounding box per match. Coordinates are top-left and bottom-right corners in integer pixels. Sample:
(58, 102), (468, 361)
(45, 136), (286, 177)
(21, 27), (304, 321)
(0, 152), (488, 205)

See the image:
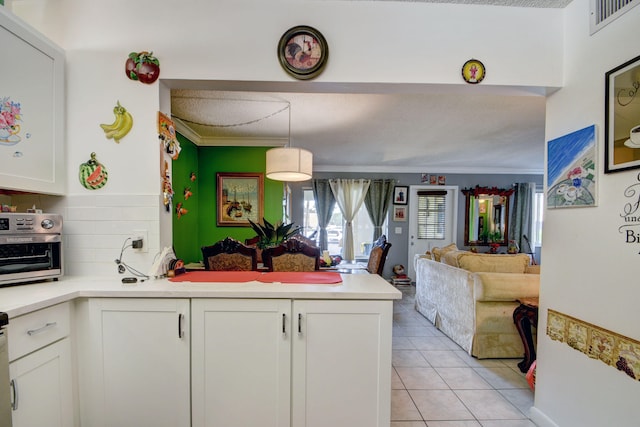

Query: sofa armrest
(474, 272), (540, 302)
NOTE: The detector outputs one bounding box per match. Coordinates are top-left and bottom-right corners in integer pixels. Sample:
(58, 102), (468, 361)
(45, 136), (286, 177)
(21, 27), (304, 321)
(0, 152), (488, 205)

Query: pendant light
(265, 104), (313, 182)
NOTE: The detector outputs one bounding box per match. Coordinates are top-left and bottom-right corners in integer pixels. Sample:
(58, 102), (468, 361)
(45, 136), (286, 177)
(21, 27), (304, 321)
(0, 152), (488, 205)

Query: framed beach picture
(393, 186), (408, 205)
(216, 172), (263, 226)
(547, 124), (597, 209)
(605, 54), (640, 173)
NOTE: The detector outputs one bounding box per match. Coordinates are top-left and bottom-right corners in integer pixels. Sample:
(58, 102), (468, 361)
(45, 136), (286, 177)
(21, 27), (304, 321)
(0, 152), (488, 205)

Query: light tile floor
(391, 285), (536, 427)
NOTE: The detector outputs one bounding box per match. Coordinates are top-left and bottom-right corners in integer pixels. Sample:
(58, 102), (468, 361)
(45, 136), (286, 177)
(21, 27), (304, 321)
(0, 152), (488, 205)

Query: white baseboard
(529, 406), (560, 427)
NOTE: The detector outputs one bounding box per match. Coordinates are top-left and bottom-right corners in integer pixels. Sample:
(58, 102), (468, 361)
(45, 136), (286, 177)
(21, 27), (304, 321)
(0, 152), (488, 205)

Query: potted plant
(247, 218), (301, 249)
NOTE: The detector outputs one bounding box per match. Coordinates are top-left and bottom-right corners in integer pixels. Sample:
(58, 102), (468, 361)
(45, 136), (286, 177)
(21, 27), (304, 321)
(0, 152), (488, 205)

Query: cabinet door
(191, 299), (291, 427)
(10, 338), (73, 427)
(80, 298), (190, 427)
(291, 300), (393, 427)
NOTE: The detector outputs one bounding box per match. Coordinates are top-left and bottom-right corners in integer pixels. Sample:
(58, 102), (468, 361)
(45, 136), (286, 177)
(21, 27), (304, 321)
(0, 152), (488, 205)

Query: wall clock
(278, 26), (328, 80)
(461, 59), (486, 84)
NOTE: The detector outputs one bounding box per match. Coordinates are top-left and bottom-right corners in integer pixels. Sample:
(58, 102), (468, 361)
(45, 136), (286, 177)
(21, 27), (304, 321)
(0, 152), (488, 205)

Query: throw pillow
(432, 243), (457, 262)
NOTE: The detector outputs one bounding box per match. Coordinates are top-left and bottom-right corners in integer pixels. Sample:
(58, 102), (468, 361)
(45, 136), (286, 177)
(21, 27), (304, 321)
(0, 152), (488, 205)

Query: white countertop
(0, 273), (402, 318)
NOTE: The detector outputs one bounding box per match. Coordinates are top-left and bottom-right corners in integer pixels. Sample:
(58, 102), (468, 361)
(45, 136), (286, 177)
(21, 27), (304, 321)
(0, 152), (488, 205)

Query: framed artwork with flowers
(546, 124), (598, 209)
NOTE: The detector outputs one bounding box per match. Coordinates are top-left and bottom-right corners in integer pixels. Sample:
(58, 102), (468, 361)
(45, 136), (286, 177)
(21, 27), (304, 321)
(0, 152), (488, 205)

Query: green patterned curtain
(509, 182), (535, 252)
(364, 179), (395, 241)
(312, 179), (336, 251)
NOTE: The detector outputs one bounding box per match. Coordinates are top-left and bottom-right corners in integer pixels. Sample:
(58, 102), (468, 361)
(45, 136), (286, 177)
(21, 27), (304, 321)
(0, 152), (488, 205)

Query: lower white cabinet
(191, 298), (393, 427)
(191, 298), (292, 427)
(8, 302), (73, 427)
(9, 338), (73, 427)
(291, 299), (393, 427)
(77, 298), (190, 427)
(78, 297), (393, 427)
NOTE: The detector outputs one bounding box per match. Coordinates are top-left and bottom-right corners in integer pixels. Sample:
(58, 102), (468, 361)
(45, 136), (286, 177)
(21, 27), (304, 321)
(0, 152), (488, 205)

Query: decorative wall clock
(461, 59), (486, 84)
(278, 26), (328, 80)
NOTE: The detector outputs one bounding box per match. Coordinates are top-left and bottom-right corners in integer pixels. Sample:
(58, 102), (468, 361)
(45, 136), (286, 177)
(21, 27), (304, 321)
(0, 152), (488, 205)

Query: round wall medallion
(278, 26), (328, 80)
(461, 59), (486, 84)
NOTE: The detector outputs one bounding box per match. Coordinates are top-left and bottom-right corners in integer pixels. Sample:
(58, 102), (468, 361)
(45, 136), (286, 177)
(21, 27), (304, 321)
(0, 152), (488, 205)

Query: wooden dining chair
(366, 235), (392, 275)
(201, 237), (258, 271)
(262, 239), (321, 272)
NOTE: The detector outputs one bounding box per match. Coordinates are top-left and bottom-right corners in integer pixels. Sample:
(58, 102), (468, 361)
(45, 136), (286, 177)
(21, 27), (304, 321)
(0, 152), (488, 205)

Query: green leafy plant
(248, 218), (301, 249)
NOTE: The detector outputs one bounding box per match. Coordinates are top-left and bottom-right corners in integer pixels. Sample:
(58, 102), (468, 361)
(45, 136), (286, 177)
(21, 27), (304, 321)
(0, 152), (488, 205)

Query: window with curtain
(302, 188), (386, 258)
(416, 190), (447, 240)
(531, 191), (544, 247)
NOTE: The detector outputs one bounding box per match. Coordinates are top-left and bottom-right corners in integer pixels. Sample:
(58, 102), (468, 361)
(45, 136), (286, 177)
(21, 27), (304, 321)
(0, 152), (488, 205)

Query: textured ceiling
(364, 0), (572, 7)
(170, 0), (570, 174)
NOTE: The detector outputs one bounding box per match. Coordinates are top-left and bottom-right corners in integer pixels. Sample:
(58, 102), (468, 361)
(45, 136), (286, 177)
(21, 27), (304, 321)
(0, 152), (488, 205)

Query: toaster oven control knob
(41, 218), (55, 229)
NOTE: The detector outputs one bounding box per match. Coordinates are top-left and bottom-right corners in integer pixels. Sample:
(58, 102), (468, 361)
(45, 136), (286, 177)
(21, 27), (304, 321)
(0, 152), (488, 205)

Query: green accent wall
(172, 135), (284, 264)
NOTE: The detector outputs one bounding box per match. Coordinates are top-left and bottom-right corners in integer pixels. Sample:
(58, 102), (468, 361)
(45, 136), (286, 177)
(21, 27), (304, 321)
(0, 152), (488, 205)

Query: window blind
(416, 190), (447, 240)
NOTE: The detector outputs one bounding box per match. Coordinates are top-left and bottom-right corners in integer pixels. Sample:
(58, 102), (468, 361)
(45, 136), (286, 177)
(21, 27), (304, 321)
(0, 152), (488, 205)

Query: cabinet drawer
(8, 302), (70, 361)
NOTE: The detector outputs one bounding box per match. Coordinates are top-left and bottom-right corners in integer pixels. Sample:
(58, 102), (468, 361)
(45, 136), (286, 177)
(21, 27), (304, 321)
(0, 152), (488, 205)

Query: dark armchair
(366, 235), (392, 275)
(201, 237), (258, 271)
(262, 239), (321, 272)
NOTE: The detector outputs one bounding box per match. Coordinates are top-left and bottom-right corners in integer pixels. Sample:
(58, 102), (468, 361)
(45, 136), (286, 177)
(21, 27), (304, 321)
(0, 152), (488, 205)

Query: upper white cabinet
(0, 8), (65, 195)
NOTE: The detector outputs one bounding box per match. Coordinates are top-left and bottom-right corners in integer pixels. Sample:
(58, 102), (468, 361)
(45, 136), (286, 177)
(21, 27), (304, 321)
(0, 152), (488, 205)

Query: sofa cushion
(457, 253), (530, 273)
(431, 243), (458, 262)
(475, 272), (540, 301)
(525, 265), (540, 274)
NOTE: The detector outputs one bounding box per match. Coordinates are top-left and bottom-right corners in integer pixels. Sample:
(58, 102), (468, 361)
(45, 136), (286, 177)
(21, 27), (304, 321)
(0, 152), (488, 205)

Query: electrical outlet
(132, 229), (148, 253)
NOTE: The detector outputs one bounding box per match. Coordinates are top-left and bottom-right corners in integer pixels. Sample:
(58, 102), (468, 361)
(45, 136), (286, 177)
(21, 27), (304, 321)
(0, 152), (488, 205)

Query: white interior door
(407, 185), (458, 281)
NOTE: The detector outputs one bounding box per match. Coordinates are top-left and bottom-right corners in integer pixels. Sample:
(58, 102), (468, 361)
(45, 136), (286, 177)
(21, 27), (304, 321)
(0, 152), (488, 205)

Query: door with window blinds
(407, 186), (458, 281)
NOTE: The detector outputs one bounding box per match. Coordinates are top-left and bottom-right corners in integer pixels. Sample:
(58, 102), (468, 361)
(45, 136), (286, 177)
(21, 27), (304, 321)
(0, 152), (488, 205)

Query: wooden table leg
(513, 303), (538, 373)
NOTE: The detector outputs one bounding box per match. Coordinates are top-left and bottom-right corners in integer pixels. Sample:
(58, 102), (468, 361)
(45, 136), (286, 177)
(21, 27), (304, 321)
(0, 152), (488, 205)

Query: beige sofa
(414, 245), (539, 359)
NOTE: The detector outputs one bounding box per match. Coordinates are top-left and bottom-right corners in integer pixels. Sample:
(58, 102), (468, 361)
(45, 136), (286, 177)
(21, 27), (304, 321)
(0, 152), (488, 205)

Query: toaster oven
(0, 213), (63, 286)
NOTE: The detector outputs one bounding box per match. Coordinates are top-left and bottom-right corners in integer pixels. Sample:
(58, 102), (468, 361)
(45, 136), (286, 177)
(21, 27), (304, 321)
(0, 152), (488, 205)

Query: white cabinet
(191, 298), (291, 427)
(0, 8), (65, 194)
(9, 339), (73, 427)
(291, 300), (393, 427)
(192, 298), (393, 427)
(78, 298), (190, 427)
(7, 302), (73, 427)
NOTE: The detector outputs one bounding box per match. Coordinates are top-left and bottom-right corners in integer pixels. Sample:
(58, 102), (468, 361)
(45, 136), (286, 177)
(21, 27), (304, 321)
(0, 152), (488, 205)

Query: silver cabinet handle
(27, 322), (57, 336)
(10, 379), (17, 410)
(178, 314), (185, 339)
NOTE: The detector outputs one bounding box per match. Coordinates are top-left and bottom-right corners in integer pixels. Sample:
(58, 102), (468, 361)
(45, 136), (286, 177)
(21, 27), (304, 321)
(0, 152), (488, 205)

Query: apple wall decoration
(125, 51), (160, 84)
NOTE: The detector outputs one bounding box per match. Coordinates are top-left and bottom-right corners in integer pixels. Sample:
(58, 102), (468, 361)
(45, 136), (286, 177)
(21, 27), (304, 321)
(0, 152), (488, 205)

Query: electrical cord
(115, 237), (150, 280)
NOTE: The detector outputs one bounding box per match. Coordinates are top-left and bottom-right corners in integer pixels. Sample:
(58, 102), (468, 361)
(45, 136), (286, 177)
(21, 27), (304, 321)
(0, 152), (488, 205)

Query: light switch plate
(395, 227), (402, 234)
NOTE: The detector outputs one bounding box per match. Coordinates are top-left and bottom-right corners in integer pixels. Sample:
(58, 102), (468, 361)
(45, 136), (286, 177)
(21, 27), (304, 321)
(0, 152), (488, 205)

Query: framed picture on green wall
(217, 172), (264, 226)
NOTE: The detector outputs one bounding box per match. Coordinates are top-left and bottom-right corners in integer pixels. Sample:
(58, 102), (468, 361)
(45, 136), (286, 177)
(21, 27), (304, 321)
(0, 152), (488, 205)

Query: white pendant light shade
(266, 147), (313, 182)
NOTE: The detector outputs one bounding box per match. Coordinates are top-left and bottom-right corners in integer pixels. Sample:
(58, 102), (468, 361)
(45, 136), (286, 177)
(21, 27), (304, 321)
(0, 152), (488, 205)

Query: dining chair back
(262, 239), (321, 272)
(201, 237), (258, 271)
(366, 235), (392, 275)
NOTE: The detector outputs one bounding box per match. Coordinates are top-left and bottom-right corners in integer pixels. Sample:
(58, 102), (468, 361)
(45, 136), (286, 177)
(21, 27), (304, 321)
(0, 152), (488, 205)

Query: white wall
(532, 2), (640, 427)
(9, 2), (562, 276)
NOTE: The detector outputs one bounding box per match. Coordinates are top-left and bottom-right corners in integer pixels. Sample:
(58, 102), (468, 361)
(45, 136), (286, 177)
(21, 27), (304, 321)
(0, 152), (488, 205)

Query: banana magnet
(100, 101), (133, 143)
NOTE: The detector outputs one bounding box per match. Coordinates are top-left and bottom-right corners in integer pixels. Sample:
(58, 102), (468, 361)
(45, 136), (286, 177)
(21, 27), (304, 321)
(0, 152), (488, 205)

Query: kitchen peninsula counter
(2, 272), (401, 427)
(0, 272), (402, 318)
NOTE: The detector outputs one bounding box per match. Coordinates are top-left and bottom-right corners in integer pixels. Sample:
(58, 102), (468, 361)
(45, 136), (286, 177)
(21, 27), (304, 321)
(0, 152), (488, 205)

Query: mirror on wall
(462, 186), (514, 247)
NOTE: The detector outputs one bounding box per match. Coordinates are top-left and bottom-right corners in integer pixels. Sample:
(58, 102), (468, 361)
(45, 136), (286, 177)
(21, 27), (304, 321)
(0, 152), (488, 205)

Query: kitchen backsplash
(11, 193), (161, 277)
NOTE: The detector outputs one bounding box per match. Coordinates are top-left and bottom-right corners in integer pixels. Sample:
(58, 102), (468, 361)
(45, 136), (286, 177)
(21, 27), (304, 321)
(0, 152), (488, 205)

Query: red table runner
(169, 270), (342, 284)
(169, 271), (261, 283)
(257, 272), (342, 284)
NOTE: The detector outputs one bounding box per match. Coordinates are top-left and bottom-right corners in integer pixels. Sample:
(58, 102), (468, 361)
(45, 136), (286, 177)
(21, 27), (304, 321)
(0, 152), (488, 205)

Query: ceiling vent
(590, 0), (639, 34)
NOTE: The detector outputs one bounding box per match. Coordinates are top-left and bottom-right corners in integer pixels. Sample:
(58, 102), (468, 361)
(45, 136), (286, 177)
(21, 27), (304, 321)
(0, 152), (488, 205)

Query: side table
(512, 297), (539, 373)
